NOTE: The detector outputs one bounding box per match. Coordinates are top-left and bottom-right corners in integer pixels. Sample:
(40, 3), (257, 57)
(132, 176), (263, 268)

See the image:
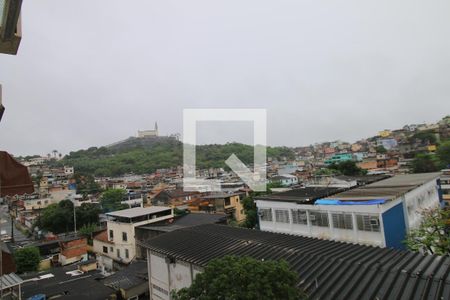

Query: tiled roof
(143, 224), (450, 300)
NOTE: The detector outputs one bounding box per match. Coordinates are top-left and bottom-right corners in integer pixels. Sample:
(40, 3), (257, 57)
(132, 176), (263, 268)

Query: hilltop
(60, 136), (295, 177)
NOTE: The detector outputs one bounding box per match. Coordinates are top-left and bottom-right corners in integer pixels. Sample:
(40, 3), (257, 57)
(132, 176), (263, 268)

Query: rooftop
(326, 172), (440, 200)
(21, 263), (114, 300)
(106, 206), (171, 218)
(137, 212), (227, 233)
(103, 261), (147, 291)
(143, 224), (450, 300)
(256, 187), (343, 203)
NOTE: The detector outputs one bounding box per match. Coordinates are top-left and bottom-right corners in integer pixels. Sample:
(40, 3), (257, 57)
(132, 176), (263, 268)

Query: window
(109, 230), (114, 240)
(102, 246), (108, 254)
(332, 212), (353, 230)
(122, 232), (127, 242)
(152, 284), (169, 296)
(292, 209), (307, 225)
(309, 211), (329, 227)
(275, 210), (290, 223)
(356, 214), (380, 232)
(116, 249), (121, 258)
(109, 247), (113, 252)
(125, 249), (129, 259)
(259, 208), (273, 222)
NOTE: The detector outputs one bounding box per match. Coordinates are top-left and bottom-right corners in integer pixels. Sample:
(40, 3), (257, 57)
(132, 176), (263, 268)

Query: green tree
(76, 203), (101, 228)
(14, 247), (41, 273)
(36, 201), (74, 234)
(100, 189), (128, 212)
(328, 161), (366, 176)
(376, 145), (387, 154)
(241, 196), (258, 229)
(404, 208), (450, 256)
(36, 201), (100, 233)
(172, 256), (305, 300)
(411, 153), (439, 173)
(437, 140), (450, 168)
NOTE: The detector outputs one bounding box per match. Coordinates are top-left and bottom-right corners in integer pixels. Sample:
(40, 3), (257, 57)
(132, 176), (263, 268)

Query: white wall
(148, 251), (203, 300)
(256, 200), (385, 247)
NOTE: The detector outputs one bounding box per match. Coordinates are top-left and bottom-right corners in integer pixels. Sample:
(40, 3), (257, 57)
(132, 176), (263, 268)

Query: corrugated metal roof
(325, 173), (440, 200)
(0, 273), (23, 289)
(143, 224), (450, 300)
(106, 206), (171, 218)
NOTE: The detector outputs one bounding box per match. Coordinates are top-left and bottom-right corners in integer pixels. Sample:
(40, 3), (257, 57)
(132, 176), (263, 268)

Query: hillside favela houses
(0, 117), (449, 300)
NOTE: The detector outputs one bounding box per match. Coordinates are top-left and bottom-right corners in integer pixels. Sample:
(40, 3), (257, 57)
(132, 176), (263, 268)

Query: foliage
(328, 161), (367, 176)
(78, 223), (97, 237)
(409, 131), (437, 145)
(61, 139), (296, 177)
(404, 208), (450, 256)
(74, 173), (102, 196)
(14, 247), (41, 273)
(437, 140), (450, 169)
(241, 183), (282, 229)
(412, 153), (439, 173)
(76, 203), (102, 226)
(172, 256), (305, 300)
(100, 189), (128, 212)
(375, 145), (387, 154)
(241, 196), (258, 229)
(36, 200), (100, 234)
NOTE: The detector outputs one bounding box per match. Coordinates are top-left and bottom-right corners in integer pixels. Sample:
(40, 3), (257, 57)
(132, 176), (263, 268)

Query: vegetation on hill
(412, 139), (450, 173)
(172, 256), (306, 300)
(60, 138), (296, 177)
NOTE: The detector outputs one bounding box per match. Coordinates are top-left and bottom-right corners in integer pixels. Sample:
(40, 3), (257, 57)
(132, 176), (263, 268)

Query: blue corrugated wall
(382, 202), (407, 250)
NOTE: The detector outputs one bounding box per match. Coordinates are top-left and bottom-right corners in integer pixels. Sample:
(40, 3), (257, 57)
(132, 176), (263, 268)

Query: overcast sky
(1, 0), (450, 156)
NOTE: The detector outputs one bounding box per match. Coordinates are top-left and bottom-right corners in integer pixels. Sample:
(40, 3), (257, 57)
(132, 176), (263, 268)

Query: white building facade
(94, 206), (173, 270)
(256, 173), (442, 249)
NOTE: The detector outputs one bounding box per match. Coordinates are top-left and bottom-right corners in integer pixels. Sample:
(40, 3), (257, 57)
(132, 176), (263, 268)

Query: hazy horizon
(1, 0), (450, 156)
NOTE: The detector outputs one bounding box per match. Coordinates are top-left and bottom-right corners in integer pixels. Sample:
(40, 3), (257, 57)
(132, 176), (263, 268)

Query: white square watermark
(183, 109), (267, 192)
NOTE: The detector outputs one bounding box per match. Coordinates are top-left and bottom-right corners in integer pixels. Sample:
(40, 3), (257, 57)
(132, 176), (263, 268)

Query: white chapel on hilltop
(138, 122), (158, 138)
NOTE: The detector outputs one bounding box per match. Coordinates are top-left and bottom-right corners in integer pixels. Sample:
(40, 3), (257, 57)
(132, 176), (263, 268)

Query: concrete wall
(148, 250), (202, 300)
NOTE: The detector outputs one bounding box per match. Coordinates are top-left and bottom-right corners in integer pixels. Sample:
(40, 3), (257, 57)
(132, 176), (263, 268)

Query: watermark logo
(183, 109), (267, 192)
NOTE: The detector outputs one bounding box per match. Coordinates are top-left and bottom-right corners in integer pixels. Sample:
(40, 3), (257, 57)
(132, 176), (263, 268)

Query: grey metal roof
(103, 261), (148, 290)
(106, 206), (171, 218)
(326, 172), (440, 200)
(143, 224), (450, 300)
(256, 187), (342, 203)
(0, 273), (23, 289)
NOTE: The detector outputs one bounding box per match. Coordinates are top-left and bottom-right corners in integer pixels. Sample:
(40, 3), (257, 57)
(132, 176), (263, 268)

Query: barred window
(259, 208), (273, 222)
(332, 212), (353, 230)
(292, 209), (308, 225)
(309, 211), (329, 227)
(356, 214), (380, 232)
(152, 284), (169, 296)
(275, 209), (290, 223)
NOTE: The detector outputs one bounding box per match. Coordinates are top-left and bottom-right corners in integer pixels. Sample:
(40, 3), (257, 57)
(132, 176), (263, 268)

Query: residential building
(135, 212), (227, 258)
(93, 206), (173, 270)
(143, 224), (450, 300)
(256, 173), (442, 249)
(441, 169), (450, 207)
(21, 262), (115, 300)
(103, 261), (149, 300)
(324, 153), (353, 165)
(189, 193), (245, 222)
(269, 174), (299, 187)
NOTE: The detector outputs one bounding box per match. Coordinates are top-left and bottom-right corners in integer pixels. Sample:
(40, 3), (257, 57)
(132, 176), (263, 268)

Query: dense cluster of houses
(1, 118), (450, 299)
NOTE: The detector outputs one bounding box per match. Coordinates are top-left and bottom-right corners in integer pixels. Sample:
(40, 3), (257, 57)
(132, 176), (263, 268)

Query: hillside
(61, 136), (295, 177)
